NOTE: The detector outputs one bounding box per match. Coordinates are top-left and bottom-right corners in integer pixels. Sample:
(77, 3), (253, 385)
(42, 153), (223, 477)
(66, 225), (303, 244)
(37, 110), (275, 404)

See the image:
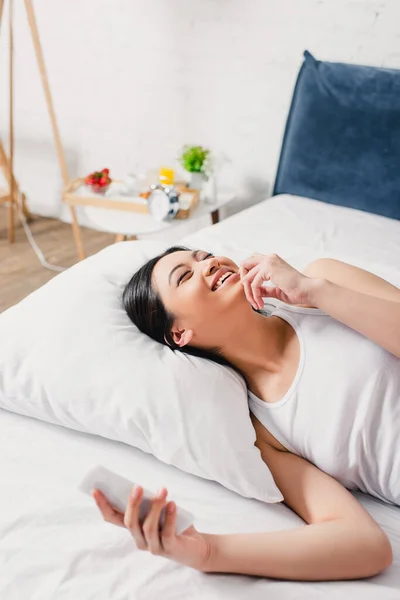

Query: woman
(92, 247), (400, 580)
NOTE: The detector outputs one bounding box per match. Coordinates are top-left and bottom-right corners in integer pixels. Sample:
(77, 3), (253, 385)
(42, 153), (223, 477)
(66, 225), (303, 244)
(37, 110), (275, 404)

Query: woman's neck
(221, 310), (291, 382)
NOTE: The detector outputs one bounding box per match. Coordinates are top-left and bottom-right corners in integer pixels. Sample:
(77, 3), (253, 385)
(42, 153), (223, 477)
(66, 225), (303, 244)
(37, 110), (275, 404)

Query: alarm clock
(147, 184), (180, 222)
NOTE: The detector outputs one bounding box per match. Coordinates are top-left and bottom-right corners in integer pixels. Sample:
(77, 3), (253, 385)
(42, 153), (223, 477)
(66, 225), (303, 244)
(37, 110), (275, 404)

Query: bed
(2, 193), (400, 599)
(2, 51), (400, 598)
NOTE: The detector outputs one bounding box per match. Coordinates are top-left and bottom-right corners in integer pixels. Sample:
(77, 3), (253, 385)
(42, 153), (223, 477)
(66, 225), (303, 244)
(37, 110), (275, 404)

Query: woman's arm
(205, 445), (393, 579)
(240, 253), (400, 356)
(303, 258), (400, 303)
(307, 278), (400, 359)
(93, 441), (392, 579)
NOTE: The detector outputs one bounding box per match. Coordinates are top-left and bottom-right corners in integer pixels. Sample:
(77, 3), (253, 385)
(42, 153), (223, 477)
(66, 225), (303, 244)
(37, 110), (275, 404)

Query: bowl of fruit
(84, 168), (112, 194)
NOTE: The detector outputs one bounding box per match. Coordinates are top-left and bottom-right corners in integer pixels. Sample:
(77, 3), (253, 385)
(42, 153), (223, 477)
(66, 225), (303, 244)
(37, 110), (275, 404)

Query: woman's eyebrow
(168, 250), (200, 285)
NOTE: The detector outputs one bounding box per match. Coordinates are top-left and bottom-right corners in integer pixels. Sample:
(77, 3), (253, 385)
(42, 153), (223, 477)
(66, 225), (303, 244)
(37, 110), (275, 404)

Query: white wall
(1, 0), (399, 240)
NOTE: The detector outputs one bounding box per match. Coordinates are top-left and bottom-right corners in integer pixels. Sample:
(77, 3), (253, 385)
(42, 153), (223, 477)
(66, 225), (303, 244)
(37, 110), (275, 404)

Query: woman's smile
(213, 271), (240, 291)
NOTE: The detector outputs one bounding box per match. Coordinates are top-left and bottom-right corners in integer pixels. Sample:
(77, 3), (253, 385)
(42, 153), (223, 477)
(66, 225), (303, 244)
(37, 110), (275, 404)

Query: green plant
(179, 145), (210, 173)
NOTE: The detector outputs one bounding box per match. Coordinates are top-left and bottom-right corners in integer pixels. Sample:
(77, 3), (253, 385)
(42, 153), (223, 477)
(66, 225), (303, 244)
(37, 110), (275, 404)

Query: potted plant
(179, 145), (211, 190)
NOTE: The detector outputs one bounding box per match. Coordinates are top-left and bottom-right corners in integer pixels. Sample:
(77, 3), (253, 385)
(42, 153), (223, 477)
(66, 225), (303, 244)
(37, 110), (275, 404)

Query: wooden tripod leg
(0, 0), (4, 35)
(24, 0), (69, 187)
(25, 0), (73, 245)
(21, 192), (31, 220)
(0, 142), (24, 209)
(70, 206), (85, 260)
(8, 200), (15, 243)
(8, 0), (15, 243)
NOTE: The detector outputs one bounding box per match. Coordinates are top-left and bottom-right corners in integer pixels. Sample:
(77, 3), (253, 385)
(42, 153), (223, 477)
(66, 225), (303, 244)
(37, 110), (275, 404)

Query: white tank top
(248, 299), (400, 506)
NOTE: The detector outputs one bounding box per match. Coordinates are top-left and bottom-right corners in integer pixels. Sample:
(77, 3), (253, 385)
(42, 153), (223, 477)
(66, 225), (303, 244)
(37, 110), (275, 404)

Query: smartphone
(78, 464), (194, 535)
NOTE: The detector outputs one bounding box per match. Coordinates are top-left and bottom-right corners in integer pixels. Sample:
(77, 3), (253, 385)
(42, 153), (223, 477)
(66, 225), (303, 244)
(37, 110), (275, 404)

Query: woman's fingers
(92, 489), (125, 527)
(241, 265), (260, 309)
(124, 486), (148, 550)
(241, 265), (271, 309)
(251, 271), (267, 309)
(93, 485), (178, 558)
(139, 488), (167, 554)
(161, 501), (177, 551)
(141, 488), (168, 555)
(239, 265), (249, 281)
(240, 253), (264, 273)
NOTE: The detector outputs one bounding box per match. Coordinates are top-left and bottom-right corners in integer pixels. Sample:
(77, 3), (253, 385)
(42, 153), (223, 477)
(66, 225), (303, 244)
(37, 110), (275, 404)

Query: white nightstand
(66, 182), (235, 260)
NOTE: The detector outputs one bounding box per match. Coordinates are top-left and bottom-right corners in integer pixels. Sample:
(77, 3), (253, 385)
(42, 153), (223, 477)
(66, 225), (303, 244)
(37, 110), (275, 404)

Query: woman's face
(152, 249), (250, 348)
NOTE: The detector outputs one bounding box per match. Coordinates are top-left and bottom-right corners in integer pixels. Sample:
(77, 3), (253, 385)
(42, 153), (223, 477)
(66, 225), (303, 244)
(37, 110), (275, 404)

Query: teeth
(214, 271), (232, 290)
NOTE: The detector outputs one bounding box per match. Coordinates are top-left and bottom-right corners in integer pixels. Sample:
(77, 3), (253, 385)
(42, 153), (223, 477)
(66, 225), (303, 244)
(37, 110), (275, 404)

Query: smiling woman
(117, 246), (398, 580)
(122, 245), (247, 374)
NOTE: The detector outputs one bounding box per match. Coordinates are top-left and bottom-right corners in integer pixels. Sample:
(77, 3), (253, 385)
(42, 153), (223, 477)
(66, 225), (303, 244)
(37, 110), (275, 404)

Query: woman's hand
(239, 253), (315, 309)
(92, 486), (213, 572)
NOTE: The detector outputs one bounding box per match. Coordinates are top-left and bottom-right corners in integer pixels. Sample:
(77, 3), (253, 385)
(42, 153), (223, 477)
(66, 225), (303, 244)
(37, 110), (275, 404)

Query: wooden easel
(0, 140), (30, 242)
(0, 0), (73, 243)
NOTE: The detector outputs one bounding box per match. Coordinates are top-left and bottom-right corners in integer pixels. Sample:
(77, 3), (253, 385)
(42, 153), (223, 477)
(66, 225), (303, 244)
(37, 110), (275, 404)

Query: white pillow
(0, 241), (283, 504)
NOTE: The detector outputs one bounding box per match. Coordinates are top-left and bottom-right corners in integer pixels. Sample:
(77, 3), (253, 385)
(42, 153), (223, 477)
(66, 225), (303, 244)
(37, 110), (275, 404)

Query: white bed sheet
(2, 193), (400, 599)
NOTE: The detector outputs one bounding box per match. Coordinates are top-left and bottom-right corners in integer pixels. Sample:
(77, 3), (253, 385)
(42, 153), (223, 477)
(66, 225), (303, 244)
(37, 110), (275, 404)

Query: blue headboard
(273, 51), (400, 220)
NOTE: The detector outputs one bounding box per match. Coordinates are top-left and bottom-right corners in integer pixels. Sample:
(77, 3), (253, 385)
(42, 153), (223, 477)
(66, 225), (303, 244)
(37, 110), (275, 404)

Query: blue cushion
(273, 51), (400, 220)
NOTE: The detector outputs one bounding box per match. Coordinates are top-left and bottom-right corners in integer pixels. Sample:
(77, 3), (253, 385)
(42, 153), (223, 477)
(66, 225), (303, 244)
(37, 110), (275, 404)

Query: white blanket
(2, 194), (400, 599)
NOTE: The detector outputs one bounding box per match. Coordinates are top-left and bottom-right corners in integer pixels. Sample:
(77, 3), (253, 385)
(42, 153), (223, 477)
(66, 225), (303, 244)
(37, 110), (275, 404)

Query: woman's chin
(219, 278), (249, 304)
